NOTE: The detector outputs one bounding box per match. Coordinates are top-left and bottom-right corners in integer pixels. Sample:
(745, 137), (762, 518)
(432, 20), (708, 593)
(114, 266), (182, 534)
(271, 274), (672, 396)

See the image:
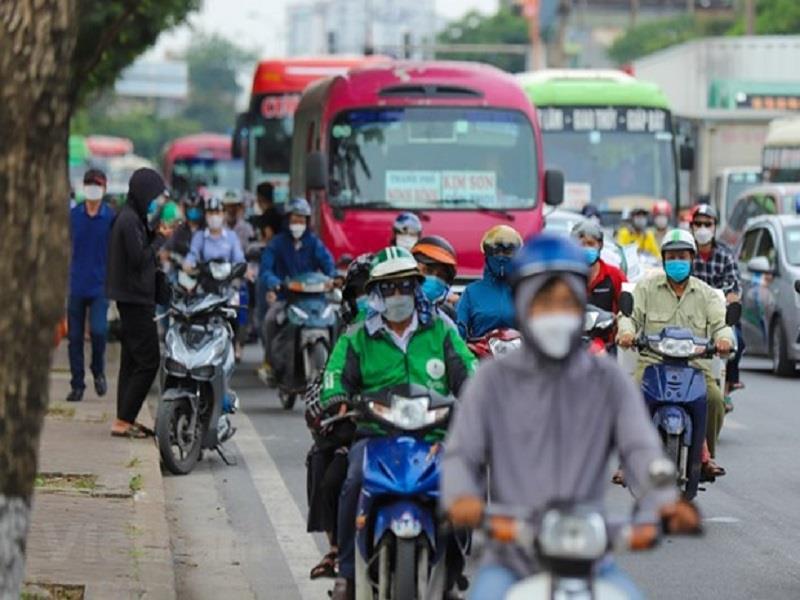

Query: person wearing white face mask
(652, 200), (673, 247)
(617, 207), (660, 258)
(442, 233), (698, 599)
(390, 211), (422, 251)
(184, 196), (245, 269)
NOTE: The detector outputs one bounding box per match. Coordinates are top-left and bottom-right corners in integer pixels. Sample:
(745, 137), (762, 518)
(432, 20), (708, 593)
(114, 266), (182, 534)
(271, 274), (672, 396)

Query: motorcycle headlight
(165, 358), (187, 377)
(488, 337), (521, 357)
(289, 305), (310, 322)
(653, 338), (700, 358)
(368, 396), (450, 431)
(210, 262), (232, 280)
(191, 365), (215, 380)
(538, 508), (607, 561)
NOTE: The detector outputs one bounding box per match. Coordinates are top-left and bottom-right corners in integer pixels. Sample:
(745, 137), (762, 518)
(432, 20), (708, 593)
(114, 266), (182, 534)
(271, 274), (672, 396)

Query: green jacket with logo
(321, 313), (477, 438)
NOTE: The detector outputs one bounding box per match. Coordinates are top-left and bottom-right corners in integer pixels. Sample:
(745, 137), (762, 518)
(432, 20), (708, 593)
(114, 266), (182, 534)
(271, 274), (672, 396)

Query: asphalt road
(164, 349), (800, 599)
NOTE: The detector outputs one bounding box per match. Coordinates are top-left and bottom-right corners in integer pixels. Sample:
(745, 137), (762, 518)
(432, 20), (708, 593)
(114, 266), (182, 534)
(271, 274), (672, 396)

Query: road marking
(234, 413), (330, 600)
(704, 516), (742, 524)
(725, 417), (748, 431)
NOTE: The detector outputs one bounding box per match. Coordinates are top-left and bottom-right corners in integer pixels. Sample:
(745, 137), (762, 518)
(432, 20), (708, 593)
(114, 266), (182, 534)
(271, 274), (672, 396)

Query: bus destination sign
(537, 107), (670, 133)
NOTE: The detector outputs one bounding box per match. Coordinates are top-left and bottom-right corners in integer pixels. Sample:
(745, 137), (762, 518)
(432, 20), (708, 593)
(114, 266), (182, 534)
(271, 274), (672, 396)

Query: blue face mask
(187, 207), (202, 221)
(664, 259), (691, 282)
(421, 275), (449, 303)
(486, 255), (511, 279)
(584, 247), (600, 265)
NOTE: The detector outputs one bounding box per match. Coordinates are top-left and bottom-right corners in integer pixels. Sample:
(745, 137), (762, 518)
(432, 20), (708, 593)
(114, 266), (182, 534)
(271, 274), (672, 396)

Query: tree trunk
(0, 2), (78, 596)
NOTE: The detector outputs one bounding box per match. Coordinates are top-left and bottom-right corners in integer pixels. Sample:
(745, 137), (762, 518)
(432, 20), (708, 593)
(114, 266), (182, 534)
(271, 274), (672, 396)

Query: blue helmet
(287, 197), (312, 217)
(393, 211), (422, 235)
(508, 233), (589, 288)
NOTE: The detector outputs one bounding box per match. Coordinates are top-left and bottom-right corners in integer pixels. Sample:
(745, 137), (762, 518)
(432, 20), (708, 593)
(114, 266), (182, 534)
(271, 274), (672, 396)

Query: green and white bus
(517, 70), (690, 223)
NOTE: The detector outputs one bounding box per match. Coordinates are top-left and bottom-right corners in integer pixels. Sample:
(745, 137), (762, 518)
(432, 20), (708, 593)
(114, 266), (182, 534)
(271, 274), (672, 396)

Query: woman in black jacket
(106, 168), (167, 438)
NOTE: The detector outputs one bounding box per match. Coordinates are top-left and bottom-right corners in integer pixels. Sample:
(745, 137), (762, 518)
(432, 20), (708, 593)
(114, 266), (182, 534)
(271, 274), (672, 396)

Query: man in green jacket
(321, 246), (476, 600)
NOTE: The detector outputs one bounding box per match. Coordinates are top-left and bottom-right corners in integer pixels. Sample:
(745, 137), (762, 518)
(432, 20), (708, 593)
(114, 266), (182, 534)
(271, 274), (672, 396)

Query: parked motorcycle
(619, 293), (740, 499)
(324, 384), (462, 599)
(276, 272), (338, 410)
(467, 328), (522, 360)
(156, 260), (246, 475)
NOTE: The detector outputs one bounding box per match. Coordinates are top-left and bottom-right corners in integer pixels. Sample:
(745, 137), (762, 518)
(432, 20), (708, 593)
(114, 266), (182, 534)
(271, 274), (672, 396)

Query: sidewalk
(23, 342), (175, 600)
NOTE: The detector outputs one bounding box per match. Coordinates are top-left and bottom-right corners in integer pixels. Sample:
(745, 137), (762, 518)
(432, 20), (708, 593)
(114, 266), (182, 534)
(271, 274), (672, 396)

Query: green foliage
(729, 0), (800, 35)
(183, 33), (257, 133)
(608, 14), (735, 65)
(73, 0), (201, 103)
(437, 9), (529, 73)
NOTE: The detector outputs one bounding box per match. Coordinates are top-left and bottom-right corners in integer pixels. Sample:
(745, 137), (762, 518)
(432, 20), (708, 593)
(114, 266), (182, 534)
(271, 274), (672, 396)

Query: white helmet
(367, 246), (423, 288)
(660, 228), (697, 255)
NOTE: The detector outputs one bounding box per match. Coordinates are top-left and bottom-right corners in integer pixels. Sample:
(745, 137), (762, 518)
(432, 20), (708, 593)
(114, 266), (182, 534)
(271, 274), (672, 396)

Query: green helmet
(367, 246), (423, 289)
(160, 201), (182, 226)
(660, 228), (697, 255)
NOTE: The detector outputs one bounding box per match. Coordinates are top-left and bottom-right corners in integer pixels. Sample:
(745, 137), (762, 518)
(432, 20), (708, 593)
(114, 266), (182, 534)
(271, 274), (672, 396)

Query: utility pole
(744, 0), (756, 35)
(686, 0), (695, 14)
(364, 0), (374, 55)
(517, 0), (545, 70)
(630, 0), (639, 27)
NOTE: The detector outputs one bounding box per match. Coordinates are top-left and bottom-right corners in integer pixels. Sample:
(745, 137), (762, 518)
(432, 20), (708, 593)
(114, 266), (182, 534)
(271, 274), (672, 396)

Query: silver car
(737, 215), (800, 376)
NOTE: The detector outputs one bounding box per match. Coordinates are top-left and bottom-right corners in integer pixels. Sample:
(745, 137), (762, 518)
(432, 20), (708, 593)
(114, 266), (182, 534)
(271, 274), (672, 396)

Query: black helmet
(205, 196), (223, 212)
(693, 204), (718, 223)
(412, 235), (458, 283)
(343, 253), (375, 302)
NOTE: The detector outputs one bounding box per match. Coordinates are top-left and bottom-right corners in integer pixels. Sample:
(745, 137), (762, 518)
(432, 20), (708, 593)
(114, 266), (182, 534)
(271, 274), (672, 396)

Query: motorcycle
(467, 328), (522, 360)
(324, 384), (463, 599)
(619, 293), (741, 499)
(156, 260), (246, 475)
(477, 459), (685, 600)
(276, 272), (338, 410)
(583, 305), (616, 355)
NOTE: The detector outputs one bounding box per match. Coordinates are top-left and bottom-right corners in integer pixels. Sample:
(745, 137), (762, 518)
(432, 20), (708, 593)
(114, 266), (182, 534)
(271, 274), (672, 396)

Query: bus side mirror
(544, 169), (564, 207)
(619, 291), (634, 317)
(232, 112), (248, 159)
(306, 151), (328, 191)
(725, 302), (742, 326)
(794, 280), (800, 294)
(679, 144), (695, 171)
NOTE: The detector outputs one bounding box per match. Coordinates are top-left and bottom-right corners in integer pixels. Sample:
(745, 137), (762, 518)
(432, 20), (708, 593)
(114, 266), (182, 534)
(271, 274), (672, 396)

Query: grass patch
(46, 403), (76, 419)
(125, 457), (141, 468)
(129, 473), (143, 494)
(22, 582), (85, 600)
(34, 473), (97, 491)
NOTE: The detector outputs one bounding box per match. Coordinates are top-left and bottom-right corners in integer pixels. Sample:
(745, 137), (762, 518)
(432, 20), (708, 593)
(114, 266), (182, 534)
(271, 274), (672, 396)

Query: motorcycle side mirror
(725, 302), (742, 326)
(619, 291), (634, 317)
(232, 263), (248, 279)
(795, 280), (800, 294)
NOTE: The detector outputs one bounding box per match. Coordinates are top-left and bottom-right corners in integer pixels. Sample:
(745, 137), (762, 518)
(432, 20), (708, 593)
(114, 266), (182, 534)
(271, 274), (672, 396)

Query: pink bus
(290, 61), (563, 278)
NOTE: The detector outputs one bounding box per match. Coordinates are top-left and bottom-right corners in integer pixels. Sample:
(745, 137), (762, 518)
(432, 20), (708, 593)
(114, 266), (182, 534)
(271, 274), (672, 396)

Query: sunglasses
(485, 243), (519, 256)
(692, 220), (715, 228)
(377, 279), (416, 296)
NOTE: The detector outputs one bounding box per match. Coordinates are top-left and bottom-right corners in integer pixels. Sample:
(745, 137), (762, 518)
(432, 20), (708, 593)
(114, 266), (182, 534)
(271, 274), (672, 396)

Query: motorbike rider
(456, 225), (522, 339)
(390, 211), (423, 251)
(617, 229), (735, 479)
(652, 200), (673, 247)
(412, 234), (459, 321)
(260, 198), (336, 383)
(442, 233), (699, 599)
(222, 189), (255, 251)
(318, 246), (477, 600)
(184, 196), (245, 268)
(690, 204), (743, 412)
(617, 207), (660, 258)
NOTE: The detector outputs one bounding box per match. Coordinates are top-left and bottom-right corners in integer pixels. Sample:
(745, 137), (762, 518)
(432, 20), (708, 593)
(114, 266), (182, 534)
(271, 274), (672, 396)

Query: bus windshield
(725, 171), (761, 216)
(173, 158), (243, 193)
(250, 115), (293, 202)
(328, 107), (538, 210)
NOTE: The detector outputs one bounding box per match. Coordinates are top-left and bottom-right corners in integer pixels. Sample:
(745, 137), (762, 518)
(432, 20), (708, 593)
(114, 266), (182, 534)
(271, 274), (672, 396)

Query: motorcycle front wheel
(157, 398), (202, 475)
(279, 390), (297, 410)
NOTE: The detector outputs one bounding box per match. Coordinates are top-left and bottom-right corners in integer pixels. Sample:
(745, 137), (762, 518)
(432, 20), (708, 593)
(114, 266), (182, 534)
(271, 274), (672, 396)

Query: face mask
(207, 214), (224, 230)
(693, 226), (714, 245)
(584, 247), (600, 265)
(486, 255), (511, 278)
(187, 207), (202, 221)
(664, 259), (691, 282)
(383, 294), (415, 323)
(84, 184), (103, 201)
(526, 313), (582, 360)
(395, 234), (418, 251)
(421, 275), (449, 303)
(289, 223), (306, 239)
(633, 216), (648, 230)
(654, 215), (669, 230)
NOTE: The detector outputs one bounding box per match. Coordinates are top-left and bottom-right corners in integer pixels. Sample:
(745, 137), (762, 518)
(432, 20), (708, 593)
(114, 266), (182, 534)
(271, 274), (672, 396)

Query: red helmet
(652, 200), (673, 217)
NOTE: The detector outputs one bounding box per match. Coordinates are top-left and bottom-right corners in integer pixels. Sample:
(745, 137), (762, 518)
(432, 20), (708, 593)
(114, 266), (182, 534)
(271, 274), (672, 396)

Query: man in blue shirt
(456, 225), (522, 340)
(67, 169), (115, 402)
(260, 198), (335, 381)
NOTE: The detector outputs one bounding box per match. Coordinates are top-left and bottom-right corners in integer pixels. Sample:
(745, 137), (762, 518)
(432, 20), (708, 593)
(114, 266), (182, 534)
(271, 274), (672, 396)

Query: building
(113, 59), (189, 118)
(286, 0), (436, 58)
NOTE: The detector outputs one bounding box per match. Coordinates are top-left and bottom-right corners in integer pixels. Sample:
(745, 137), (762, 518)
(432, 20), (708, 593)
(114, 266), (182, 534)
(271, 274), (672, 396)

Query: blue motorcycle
(620, 294), (740, 499)
(276, 272), (338, 409)
(347, 384), (460, 599)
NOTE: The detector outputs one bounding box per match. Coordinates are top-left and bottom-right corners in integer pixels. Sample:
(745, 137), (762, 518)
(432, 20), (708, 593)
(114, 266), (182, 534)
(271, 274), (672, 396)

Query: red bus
(162, 133), (241, 196)
(86, 135), (134, 157)
(233, 56), (386, 201)
(292, 61), (563, 278)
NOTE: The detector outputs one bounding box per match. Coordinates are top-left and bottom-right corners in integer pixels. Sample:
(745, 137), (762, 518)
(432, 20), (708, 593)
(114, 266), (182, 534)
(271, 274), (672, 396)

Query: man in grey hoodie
(442, 233), (697, 599)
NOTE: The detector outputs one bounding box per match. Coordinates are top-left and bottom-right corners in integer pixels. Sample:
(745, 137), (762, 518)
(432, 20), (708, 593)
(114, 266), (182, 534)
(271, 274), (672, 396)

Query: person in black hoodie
(106, 168), (168, 438)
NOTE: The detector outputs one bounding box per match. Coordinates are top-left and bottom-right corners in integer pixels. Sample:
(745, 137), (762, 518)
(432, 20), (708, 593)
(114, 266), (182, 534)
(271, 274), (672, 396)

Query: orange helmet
(652, 200), (673, 217)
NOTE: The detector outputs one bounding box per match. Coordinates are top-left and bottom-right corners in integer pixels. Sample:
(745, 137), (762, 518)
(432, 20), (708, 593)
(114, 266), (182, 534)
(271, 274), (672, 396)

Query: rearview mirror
(619, 291), (634, 317)
(544, 169), (564, 207)
(232, 112), (248, 159)
(795, 280), (800, 294)
(232, 262), (248, 279)
(679, 144), (695, 171)
(747, 256), (773, 274)
(306, 151), (328, 191)
(725, 302), (742, 327)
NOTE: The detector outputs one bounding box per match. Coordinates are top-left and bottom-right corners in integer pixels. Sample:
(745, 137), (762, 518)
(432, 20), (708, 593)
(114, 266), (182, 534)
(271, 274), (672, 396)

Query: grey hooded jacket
(441, 343), (675, 578)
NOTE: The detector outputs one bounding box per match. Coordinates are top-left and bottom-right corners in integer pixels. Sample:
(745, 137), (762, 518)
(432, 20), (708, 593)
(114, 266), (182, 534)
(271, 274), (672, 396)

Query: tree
(0, 1), (197, 595)
(728, 0), (800, 35)
(183, 33), (257, 132)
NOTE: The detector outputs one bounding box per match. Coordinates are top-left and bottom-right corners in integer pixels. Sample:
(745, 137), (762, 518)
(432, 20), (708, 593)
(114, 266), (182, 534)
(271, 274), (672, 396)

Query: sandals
(700, 460), (726, 482)
(724, 396), (735, 414)
(310, 550), (338, 580)
(111, 422), (155, 439)
(611, 470), (626, 487)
